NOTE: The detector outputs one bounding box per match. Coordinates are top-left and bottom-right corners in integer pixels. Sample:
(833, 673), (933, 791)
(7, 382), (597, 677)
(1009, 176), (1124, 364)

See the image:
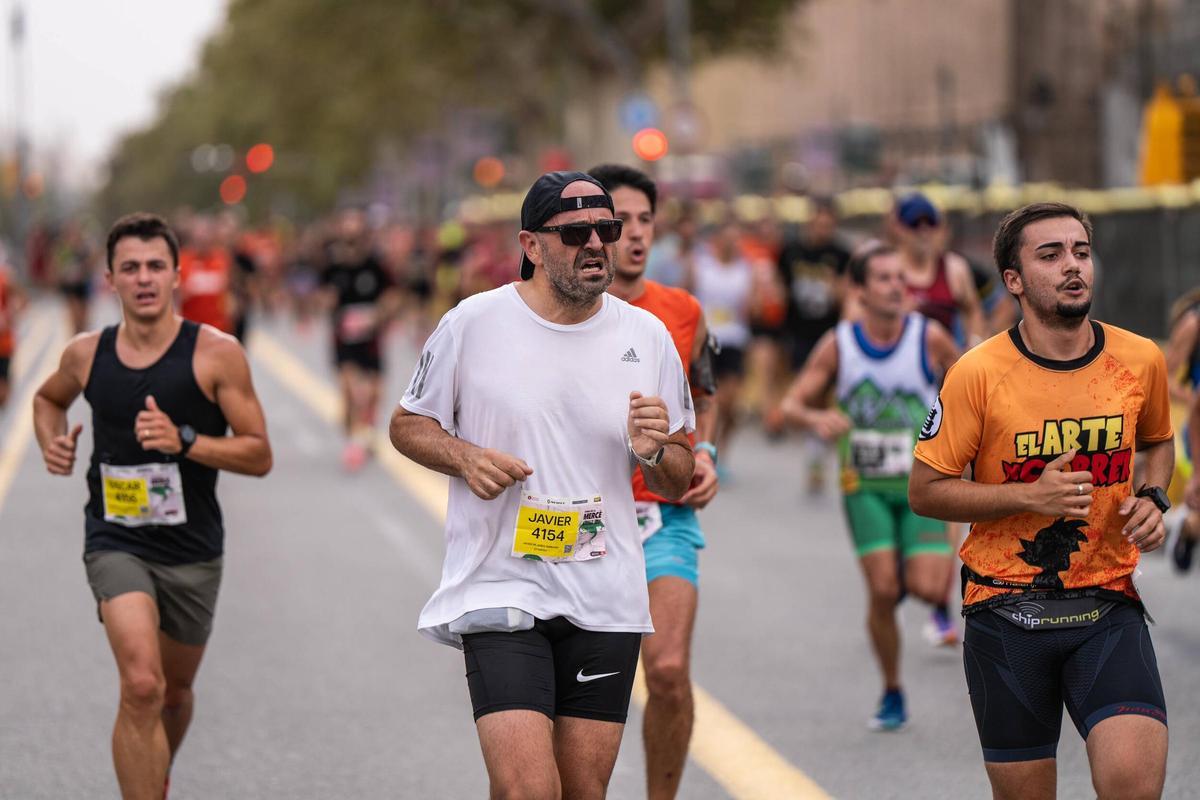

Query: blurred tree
(96, 0), (806, 221)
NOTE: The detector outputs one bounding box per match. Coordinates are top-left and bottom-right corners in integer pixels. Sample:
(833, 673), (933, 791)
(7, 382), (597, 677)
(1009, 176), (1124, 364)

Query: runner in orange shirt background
(590, 163), (720, 800)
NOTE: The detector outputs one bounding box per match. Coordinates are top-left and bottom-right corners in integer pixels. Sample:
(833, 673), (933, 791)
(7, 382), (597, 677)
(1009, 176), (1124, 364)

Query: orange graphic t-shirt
(630, 280), (702, 504)
(913, 322), (1172, 610)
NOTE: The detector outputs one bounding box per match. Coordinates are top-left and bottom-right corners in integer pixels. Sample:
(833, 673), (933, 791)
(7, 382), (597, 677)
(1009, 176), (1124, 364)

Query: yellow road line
(0, 308), (66, 518)
(251, 328), (831, 800)
(9, 302), (57, 380)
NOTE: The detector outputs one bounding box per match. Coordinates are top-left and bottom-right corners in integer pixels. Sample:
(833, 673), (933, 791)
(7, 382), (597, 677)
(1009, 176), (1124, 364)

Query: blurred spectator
(775, 198), (851, 487)
(686, 219), (755, 466)
(53, 221), (99, 334)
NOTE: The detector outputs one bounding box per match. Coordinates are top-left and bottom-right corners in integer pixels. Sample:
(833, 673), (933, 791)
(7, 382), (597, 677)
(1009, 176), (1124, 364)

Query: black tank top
(83, 321), (228, 564)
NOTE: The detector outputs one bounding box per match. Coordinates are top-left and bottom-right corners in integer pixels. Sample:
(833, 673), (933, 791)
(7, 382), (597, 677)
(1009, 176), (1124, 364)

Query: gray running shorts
(83, 550), (223, 646)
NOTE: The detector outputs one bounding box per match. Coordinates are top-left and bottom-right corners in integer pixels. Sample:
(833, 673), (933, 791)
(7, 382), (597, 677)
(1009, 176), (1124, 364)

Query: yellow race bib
(511, 493), (606, 562)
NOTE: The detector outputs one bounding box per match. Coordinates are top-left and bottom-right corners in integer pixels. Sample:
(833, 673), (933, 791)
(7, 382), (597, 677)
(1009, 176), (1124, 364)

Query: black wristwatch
(1136, 484), (1170, 514)
(178, 424), (197, 458)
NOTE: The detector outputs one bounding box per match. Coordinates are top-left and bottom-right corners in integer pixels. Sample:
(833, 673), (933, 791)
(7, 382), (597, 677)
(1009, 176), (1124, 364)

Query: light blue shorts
(643, 503), (706, 587)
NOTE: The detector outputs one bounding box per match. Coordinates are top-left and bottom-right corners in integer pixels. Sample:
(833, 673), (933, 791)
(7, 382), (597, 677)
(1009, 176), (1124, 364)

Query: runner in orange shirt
(590, 164), (719, 800)
(178, 215), (235, 335)
(910, 202), (1173, 800)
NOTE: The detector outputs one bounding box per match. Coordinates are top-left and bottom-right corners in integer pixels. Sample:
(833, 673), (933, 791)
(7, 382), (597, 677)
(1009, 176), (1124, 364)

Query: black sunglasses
(536, 219), (623, 247)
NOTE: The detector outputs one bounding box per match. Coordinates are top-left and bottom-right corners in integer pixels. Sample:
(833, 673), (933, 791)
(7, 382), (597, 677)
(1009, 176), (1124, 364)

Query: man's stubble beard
(1027, 287), (1091, 330)
(546, 249), (615, 309)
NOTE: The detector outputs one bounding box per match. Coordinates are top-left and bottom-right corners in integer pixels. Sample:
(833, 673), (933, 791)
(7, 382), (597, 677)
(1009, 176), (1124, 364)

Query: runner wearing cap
(589, 163), (718, 799)
(891, 192), (985, 348)
(910, 202), (1173, 799)
(889, 192), (986, 646)
(390, 171), (695, 799)
(32, 212), (272, 799)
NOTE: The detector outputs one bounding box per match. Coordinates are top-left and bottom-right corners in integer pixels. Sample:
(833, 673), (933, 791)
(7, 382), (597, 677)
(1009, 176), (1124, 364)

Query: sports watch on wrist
(1136, 484), (1170, 514)
(628, 435), (664, 468)
(178, 424), (197, 458)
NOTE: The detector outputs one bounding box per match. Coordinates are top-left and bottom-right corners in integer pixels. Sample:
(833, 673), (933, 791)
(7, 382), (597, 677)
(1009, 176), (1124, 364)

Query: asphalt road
(2, 297), (1198, 799)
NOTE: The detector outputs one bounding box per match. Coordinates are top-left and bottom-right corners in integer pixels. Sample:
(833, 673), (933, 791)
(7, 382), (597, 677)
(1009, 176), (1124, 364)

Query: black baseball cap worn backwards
(519, 170), (614, 280)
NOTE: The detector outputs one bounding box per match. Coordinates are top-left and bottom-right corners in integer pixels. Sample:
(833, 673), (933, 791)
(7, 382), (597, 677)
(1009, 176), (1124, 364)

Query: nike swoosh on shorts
(576, 670), (620, 683)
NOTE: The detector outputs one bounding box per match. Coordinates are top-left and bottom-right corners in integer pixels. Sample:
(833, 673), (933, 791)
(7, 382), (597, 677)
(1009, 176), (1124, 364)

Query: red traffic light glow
(473, 156), (505, 188)
(246, 143), (274, 174)
(220, 175), (247, 205)
(632, 128), (669, 161)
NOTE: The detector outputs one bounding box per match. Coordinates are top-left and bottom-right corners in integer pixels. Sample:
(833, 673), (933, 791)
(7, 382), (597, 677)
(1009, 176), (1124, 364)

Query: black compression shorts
(963, 602), (1166, 763)
(333, 339), (382, 373)
(461, 616), (641, 723)
(0, 356), (9, 382)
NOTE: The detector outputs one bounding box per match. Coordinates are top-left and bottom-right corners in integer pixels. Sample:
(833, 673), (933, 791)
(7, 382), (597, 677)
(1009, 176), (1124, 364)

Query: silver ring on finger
(1076, 483), (1083, 496)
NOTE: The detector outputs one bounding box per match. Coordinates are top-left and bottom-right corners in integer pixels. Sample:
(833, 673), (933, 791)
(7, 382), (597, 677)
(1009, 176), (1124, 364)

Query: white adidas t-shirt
(401, 284), (696, 648)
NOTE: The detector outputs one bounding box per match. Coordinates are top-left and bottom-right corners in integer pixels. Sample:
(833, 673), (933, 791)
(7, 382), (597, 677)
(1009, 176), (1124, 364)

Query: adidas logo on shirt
(621, 348), (640, 363)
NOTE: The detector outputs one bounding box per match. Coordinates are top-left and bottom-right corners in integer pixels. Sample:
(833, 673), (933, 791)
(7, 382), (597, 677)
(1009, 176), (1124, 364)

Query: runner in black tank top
(32, 213), (271, 799)
(84, 320), (228, 564)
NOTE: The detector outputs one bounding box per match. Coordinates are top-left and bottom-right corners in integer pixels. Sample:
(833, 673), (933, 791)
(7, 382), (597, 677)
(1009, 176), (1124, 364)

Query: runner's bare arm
(909, 450), (1096, 523)
(33, 333), (99, 475)
(924, 319), (962, 378)
(389, 406), (532, 501)
(680, 313), (719, 508)
(1163, 312), (1199, 403)
(779, 330), (848, 441)
(627, 391), (693, 501)
(151, 332), (271, 476)
(947, 253), (985, 346)
(638, 427), (694, 502)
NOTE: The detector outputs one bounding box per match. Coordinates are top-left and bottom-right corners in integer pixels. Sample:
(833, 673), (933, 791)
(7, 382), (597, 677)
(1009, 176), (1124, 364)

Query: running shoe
(341, 441), (368, 472)
(868, 689), (907, 732)
(923, 607), (959, 646)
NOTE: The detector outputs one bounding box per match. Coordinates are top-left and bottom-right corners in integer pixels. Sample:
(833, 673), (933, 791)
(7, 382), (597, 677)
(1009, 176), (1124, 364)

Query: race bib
(849, 429), (914, 478)
(634, 500), (663, 543)
(709, 307), (734, 326)
(100, 462), (187, 527)
(512, 492), (606, 562)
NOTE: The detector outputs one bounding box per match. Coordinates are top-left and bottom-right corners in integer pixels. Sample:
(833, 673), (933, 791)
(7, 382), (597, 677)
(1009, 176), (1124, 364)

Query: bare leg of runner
(476, 710), (560, 799)
(1086, 715), (1167, 800)
(902, 553), (952, 606)
(158, 635), (207, 759)
(714, 374), (742, 457)
(642, 576), (698, 800)
(555, 716), (625, 800)
(984, 760), (1056, 800)
(102, 593), (170, 800)
(860, 550), (902, 688)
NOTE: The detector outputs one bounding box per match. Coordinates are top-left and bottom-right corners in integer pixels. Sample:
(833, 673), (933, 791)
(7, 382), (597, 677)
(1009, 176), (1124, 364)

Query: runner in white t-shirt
(390, 171), (696, 800)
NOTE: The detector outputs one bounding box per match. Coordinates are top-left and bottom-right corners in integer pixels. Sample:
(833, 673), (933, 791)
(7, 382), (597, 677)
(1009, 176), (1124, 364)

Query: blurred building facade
(570, 0), (1194, 194)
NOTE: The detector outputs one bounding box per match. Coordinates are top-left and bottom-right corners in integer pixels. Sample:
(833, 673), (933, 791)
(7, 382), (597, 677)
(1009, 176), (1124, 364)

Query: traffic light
(632, 128), (669, 162)
(246, 143), (274, 174)
(220, 175), (247, 205)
